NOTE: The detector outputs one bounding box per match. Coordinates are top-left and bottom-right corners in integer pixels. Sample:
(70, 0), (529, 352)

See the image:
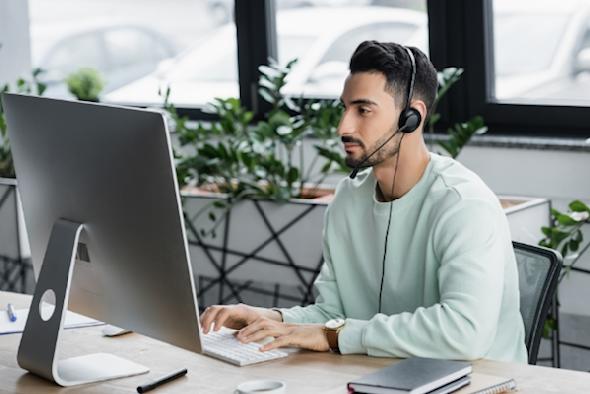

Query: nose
(337, 108), (356, 137)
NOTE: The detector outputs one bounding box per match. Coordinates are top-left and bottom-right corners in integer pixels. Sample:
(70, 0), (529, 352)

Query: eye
(358, 107), (371, 115)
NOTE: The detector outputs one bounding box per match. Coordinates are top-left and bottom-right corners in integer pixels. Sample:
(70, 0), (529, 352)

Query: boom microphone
(349, 128), (400, 179)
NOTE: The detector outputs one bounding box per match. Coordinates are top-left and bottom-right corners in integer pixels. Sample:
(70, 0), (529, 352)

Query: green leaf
(37, 82), (47, 96)
(569, 200), (590, 213)
(569, 239), (579, 252)
(428, 113), (441, 127)
(574, 229), (583, 243)
(542, 317), (556, 338)
(561, 243), (569, 258)
(258, 88), (275, 105)
(213, 200), (227, 209)
(258, 65), (282, 80)
(269, 111), (291, 127)
(287, 167), (299, 184)
(437, 115), (487, 158)
(555, 213), (577, 226)
(548, 228), (569, 248)
(539, 239), (551, 248)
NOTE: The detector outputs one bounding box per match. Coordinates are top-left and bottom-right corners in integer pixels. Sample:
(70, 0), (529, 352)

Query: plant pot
(500, 196), (550, 245)
(0, 177), (33, 293)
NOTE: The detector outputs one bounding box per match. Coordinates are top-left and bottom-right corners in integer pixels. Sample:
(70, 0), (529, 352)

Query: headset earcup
(399, 108), (421, 133)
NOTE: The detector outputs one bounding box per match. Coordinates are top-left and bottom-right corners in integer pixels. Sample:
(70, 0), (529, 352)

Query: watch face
(325, 318), (345, 330)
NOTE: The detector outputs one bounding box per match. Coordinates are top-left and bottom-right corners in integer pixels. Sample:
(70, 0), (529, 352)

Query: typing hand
(200, 304), (281, 334)
(236, 319), (330, 352)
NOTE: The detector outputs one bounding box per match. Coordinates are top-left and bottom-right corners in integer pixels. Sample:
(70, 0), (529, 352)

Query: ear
(410, 99), (428, 131)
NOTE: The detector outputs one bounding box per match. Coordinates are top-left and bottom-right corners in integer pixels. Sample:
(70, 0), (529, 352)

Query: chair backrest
(513, 241), (562, 364)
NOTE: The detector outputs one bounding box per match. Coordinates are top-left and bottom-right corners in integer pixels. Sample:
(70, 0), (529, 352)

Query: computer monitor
(2, 93), (202, 386)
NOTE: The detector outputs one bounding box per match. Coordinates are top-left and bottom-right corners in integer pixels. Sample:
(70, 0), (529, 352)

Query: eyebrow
(340, 98), (379, 107)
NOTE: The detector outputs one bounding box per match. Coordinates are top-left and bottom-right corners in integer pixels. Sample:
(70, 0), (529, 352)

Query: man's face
(337, 72), (402, 169)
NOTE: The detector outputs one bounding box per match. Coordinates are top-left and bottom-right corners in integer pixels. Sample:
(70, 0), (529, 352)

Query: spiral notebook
(464, 373), (517, 394)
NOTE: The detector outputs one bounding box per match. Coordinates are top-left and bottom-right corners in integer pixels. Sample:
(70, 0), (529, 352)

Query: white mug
(234, 379), (286, 394)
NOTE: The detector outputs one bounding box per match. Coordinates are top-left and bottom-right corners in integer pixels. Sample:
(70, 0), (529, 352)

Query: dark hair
(349, 40), (438, 118)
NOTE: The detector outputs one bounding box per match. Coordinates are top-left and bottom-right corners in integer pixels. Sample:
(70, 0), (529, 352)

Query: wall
(0, 0), (31, 86)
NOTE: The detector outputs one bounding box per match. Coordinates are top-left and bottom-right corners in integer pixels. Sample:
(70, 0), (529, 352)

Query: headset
(397, 46), (422, 135)
(346, 45), (421, 314)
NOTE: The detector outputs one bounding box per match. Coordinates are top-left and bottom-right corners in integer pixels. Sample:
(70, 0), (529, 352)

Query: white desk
(1, 291), (589, 393)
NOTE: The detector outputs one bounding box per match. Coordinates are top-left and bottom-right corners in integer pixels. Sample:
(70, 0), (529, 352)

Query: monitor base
(16, 219), (149, 386)
(57, 353), (149, 386)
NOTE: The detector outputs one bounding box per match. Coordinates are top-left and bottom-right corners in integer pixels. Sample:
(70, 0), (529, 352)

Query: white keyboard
(201, 328), (289, 366)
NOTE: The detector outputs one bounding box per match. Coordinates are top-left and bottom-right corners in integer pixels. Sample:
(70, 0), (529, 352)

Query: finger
(237, 319), (267, 339)
(261, 335), (290, 352)
(199, 307), (212, 333)
(213, 308), (233, 331)
(241, 328), (285, 344)
(200, 306), (221, 334)
(238, 318), (280, 339)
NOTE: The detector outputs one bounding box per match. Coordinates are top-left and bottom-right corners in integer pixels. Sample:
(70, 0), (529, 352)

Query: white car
(493, 0), (590, 102)
(36, 25), (177, 98)
(104, 7), (428, 107)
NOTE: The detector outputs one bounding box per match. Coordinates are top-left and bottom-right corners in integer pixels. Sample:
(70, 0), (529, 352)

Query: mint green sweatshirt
(280, 152), (527, 363)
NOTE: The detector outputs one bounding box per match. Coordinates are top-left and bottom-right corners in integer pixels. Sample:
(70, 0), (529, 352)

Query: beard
(344, 123), (401, 169)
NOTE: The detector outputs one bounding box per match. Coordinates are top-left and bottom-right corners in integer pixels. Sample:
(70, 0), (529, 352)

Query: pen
(6, 303), (16, 322)
(136, 368), (187, 393)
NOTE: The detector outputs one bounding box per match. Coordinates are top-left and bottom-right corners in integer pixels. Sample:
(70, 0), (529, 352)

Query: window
(491, 0), (590, 105)
(275, 0), (429, 99)
(428, 0), (590, 137)
(28, 0), (238, 108)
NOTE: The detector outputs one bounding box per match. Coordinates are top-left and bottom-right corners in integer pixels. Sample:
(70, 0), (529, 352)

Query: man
(200, 41), (527, 363)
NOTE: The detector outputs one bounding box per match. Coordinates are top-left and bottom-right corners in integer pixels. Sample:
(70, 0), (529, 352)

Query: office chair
(513, 241), (562, 365)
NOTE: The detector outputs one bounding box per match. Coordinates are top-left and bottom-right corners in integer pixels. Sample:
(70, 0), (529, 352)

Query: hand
(199, 303), (281, 334)
(236, 319), (330, 352)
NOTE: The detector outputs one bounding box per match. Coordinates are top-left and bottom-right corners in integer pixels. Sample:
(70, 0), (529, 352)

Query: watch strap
(325, 326), (342, 353)
(270, 307), (284, 322)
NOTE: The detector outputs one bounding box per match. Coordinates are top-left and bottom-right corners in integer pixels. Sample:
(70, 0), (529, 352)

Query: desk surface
(1, 291), (589, 393)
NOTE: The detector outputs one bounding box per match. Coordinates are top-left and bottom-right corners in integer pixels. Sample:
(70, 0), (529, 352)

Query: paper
(0, 305), (104, 335)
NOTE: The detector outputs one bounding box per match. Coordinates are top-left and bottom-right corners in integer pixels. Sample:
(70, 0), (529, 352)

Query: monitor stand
(16, 219), (149, 386)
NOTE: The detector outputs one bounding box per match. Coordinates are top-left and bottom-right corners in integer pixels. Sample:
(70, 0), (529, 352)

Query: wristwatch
(324, 318), (345, 353)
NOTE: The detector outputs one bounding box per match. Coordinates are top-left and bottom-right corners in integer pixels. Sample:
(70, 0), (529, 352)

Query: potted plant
(537, 200), (590, 365)
(66, 68), (105, 102)
(0, 70), (45, 293)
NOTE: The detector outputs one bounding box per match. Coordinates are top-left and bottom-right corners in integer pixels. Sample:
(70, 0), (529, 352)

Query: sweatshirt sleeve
(279, 206), (345, 324)
(338, 199), (507, 360)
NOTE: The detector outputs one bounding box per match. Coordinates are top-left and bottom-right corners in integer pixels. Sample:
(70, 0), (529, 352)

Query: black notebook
(347, 357), (472, 394)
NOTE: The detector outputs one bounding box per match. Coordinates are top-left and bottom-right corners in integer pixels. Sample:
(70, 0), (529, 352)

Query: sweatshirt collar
(371, 152), (435, 215)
